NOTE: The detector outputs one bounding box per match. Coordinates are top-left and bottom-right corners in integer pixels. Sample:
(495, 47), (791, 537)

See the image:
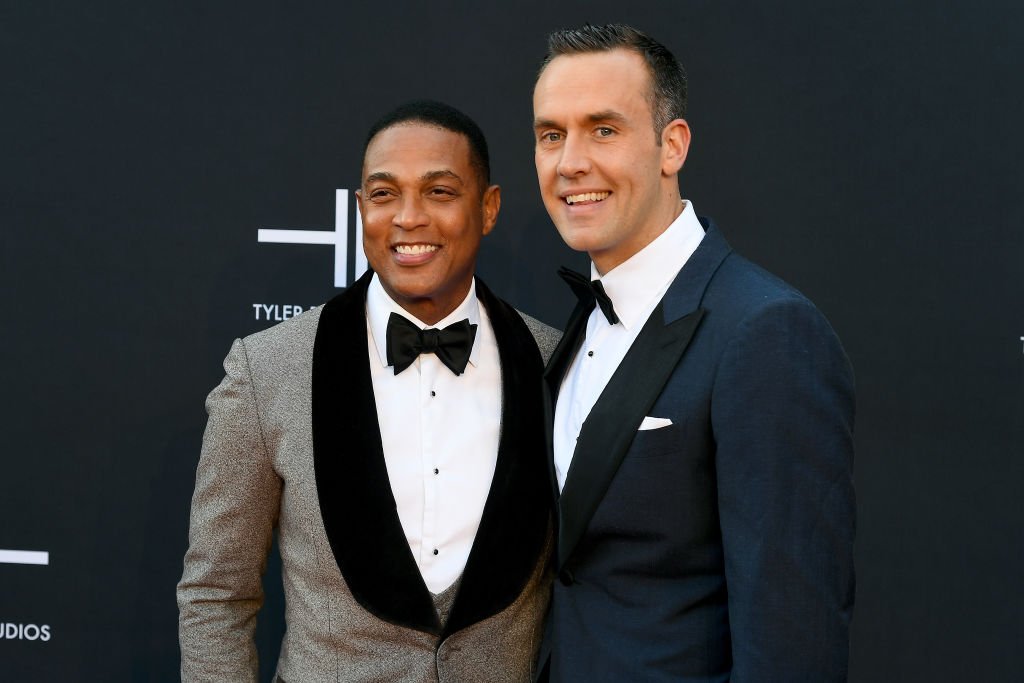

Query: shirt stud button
(433, 548), (439, 556)
(430, 390), (436, 397)
(587, 351), (594, 357)
(434, 468), (439, 475)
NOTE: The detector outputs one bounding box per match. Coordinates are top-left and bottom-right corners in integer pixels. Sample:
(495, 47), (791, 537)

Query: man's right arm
(177, 338), (282, 683)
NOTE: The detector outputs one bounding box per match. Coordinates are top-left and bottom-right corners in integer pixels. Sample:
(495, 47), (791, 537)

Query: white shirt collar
(590, 200), (705, 330)
(366, 274), (482, 369)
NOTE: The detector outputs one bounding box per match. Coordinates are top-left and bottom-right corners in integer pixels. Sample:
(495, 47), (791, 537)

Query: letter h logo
(257, 190), (368, 287)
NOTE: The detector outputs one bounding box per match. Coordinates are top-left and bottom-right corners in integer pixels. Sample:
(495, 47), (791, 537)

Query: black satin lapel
(557, 304), (706, 569)
(543, 299), (591, 398)
(443, 279), (552, 636)
(312, 271), (440, 634)
(541, 300), (591, 499)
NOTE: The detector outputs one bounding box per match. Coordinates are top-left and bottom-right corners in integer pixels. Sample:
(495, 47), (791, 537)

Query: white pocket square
(638, 416), (673, 431)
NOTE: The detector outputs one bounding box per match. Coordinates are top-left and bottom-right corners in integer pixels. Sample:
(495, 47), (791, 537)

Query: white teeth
(394, 244), (439, 255)
(565, 191), (610, 205)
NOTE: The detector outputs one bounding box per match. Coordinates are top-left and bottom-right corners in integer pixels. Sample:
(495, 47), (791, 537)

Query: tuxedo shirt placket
(418, 352), (440, 571)
(366, 275), (501, 595)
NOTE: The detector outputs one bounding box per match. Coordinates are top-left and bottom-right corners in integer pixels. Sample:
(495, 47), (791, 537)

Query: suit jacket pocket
(627, 422), (682, 459)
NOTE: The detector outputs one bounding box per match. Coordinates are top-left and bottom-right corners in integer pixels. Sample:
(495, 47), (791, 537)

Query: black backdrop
(2, 1), (1022, 681)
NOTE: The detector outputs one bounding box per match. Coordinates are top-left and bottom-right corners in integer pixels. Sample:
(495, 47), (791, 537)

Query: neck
(592, 197), (685, 275)
(388, 279), (474, 326)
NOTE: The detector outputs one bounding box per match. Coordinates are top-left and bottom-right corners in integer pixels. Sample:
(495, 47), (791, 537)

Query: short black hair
(362, 100), (491, 188)
(539, 23), (687, 140)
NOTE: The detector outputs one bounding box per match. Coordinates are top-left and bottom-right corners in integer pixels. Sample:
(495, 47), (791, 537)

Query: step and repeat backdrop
(2, 1), (1021, 681)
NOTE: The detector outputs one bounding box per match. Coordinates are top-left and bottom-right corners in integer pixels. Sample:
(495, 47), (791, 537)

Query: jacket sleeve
(711, 297), (856, 681)
(177, 338), (282, 683)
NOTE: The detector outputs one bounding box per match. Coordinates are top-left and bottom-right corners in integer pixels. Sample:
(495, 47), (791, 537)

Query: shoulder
(514, 311), (561, 366)
(688, 250), (850, 382)
(236, 305), (325, 372)
(710, 252), (806, 306)
(702, 252), (851, 378)
(475, 278), (562, 366)
(704, 252), (833, 331)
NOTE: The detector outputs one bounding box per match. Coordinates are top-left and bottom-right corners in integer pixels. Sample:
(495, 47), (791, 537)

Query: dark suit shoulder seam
(696, 248), (737, 309)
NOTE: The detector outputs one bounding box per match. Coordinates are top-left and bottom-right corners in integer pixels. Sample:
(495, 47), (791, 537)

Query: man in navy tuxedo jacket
(532, 24), (856, 681)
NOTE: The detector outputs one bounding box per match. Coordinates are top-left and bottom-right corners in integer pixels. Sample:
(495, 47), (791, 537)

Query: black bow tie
(558, 267), (619, 325)
(385, 312), (478, 376)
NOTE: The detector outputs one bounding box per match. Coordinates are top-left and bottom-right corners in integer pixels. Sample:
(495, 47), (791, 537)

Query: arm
(177, 338), (282, 683)
(711, 297), (856, 681)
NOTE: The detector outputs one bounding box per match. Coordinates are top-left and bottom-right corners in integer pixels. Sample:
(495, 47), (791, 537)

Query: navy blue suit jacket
(540, 220), (856, 682)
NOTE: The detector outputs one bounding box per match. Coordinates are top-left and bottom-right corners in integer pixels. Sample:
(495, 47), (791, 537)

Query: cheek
(362, 231), (387, 254)
(361, 212), (391, 238)
(535, 155), (558, 183)
(361, 228), (392, 267)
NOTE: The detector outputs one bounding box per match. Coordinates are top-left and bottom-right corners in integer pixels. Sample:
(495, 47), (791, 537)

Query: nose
(393, 195), (429, 230)
(556, 135), (591, 178)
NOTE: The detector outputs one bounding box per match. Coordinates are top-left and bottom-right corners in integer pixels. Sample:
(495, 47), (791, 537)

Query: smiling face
(357, 123), (499, 325)
(533, 48), (690, 274)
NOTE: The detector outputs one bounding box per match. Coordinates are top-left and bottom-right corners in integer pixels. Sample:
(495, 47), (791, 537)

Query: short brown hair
(539, 23), (687, 140)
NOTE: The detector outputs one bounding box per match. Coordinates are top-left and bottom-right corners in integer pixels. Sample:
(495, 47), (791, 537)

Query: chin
(394, 281), (441, 302)
(382, 273), (435, 300)
(555, 228), (597, 255)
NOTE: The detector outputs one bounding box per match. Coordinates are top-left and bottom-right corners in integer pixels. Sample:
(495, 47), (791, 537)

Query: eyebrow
(421, 169), (463, 184)
(533, 110), (629, 130)
(363, 169), (464, 185)
(586, 110), (628, 125)
(364, 171), (396, 184)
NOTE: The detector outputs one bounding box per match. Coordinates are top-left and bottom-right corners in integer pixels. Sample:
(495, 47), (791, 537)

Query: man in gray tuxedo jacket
(532, 24), (856, 681)
(178, 101), (558, 682)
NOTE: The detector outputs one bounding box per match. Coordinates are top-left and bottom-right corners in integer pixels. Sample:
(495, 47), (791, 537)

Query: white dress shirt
(553, 201), (705, 491)
(366, 275), (501, 593)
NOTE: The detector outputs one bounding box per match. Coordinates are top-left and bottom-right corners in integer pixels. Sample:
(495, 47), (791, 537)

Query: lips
(564, 191), (610, 205)
(392, 242), (440, 265)
(394, 244), (439, 255)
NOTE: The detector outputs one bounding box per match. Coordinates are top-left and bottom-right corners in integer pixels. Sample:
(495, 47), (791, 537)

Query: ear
(354, 188), (365, 215)
(660, 118), (691, 176)
(481, 184), (501, 236)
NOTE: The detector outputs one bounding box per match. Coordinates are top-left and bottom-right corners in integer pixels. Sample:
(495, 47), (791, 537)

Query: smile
(393, 244), (439, 255)
(564, 191), (610, 205)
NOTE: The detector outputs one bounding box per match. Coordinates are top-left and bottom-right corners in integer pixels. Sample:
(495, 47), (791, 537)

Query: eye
(427, 186), (457, 199)
(540, 131), (562, 143)
(596, 127), (614, 137)
(367, 188), (395, 202)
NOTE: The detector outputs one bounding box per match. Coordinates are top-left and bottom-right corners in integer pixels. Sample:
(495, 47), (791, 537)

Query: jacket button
(558, 569), (575, 586)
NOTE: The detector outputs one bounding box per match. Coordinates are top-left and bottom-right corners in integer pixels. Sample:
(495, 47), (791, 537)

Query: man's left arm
(711, 296), (856, 682)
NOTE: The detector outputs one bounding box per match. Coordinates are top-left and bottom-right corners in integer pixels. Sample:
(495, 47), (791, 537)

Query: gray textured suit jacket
(178, 272), (560, 683)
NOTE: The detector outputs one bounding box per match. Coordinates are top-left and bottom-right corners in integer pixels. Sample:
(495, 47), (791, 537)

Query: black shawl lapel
(442, 278), (552, 637)
(312, 270), (440, 634)
(556, 219), (734, 570)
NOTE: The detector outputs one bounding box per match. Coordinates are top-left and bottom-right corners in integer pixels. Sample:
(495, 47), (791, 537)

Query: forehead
(362, 123), (472, 177)
(534, 49), (654, 122)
